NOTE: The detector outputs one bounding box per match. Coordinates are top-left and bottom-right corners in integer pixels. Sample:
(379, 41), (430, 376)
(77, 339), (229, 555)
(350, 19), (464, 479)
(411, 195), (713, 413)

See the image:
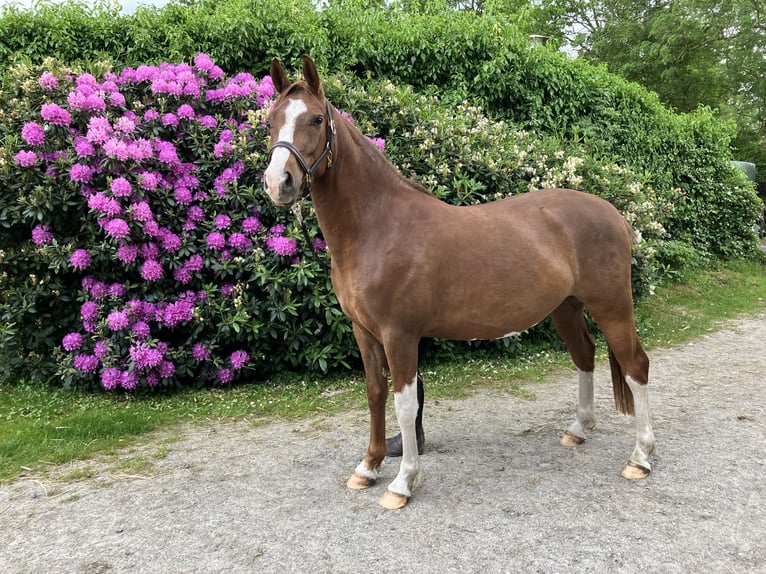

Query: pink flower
(194, 53), (215, 72)
(14, 150), (37, 167)
(367, 137), (385, 151)
(114, 116), (136, 134)
(81, 301), (99, 321)
(313, 238), (327, 251)
(230, 350), (249, 370)
(257, 75), (275, 102)
(185, 254), (203, 272)
(159, 360), (175, 378)
(132, 321), (150, 339)
(62, 332), (83, 351)
(107, 310), (130, 330)
(129, 342), (163, 370)
(40, 103), (71, 126)
(104, 218), (131, 239)
(206, 232), (226, 250)
(22, 122), (45, 146)
(266, 236), (298, 257)
(117, 244), (139, 264)
(242, 216), (261, 233)
(110, 177), (132, 197)
(198, 115), (217, 128)
(174, 267), (192, 284)
(214, 214), (231, 229)
(85, 116), (112, 143)
(73, 354), (100, 372)
(156, 140), (179, 164)
(174, 186), (193, 204)
(74, 137), (95, 157)
(70, 249), (91, 270)
(88, 192), (122, 216)
(187, 206), (205, 222)
(177, 104), (195, 119)
(121, 371), (139, 390)
(192, 343), (210, 361)
(103, 138), (130, 160)
(101, 368), (121, 390)
(109, 92), (126, 107)
(140, 260), (163, 281)
(127, 139), (153, 161)
(39, 72), (59, 90)
(70, 163), (95, 183)
(229, 233), (252, 252)
(159, 229), (181, 252)
(94, 340), (109, 358)
(31, 224), (53, 245)
(138, 171), (159, 191)
(76, 73), (98, 87)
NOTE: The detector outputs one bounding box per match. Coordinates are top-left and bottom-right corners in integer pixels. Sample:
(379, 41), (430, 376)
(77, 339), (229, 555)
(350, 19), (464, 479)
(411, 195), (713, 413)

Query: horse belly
(425, 262), (572, 341)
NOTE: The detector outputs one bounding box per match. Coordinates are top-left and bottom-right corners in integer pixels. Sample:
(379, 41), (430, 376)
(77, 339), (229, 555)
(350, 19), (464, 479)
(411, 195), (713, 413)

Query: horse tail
(609, 347), (635, 415)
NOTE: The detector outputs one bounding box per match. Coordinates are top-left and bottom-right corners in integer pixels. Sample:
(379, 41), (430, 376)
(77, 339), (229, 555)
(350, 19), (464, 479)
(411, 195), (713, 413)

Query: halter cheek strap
(267, 100), (336, 197)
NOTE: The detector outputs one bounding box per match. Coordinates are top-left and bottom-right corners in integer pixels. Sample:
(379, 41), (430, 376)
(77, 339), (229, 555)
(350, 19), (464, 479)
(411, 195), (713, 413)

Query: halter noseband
(267, 100), (336, 198)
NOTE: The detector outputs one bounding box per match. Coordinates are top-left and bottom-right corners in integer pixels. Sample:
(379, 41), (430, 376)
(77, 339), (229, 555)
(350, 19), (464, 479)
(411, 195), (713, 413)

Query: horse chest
(331, 268), (386, 327)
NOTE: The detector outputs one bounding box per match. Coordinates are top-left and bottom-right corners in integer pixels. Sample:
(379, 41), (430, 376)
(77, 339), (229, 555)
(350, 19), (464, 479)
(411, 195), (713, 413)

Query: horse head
(263, 56), (335, 207)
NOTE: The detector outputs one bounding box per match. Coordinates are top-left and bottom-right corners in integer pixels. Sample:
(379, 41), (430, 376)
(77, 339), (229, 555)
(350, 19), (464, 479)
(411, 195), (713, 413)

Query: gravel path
(2, 315), (765, 574)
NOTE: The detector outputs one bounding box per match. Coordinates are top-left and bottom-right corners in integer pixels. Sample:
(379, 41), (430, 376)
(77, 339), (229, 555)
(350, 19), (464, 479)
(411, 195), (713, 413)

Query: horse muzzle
(263, 169), (303, 208)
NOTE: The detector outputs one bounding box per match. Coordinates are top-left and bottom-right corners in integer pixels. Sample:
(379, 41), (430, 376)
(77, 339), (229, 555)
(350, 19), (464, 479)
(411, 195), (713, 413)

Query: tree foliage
(538, 0), (766, 186)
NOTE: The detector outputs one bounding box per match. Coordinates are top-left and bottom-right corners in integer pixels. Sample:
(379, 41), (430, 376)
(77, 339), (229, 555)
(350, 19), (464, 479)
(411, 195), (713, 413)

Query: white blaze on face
(264, 98), (307, 196)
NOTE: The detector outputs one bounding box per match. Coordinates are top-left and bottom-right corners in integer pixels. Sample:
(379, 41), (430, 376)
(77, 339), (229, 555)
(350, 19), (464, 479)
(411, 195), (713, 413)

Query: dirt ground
(1, 314), (765, 574)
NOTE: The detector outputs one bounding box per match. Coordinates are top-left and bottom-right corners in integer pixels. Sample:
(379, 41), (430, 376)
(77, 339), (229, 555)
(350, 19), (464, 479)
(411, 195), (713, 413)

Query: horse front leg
(346, 324), (388, 491)
(379, 372), (421, 509)
(379, 337), (421, 510)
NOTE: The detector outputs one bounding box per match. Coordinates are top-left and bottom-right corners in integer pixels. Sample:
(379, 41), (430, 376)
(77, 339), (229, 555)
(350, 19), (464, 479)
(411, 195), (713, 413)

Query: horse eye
(313, 116), (324, 126)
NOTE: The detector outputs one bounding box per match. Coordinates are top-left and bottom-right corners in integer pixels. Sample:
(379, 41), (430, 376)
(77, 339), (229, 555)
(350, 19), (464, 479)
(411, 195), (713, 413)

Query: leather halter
(267, 100), (336, 198)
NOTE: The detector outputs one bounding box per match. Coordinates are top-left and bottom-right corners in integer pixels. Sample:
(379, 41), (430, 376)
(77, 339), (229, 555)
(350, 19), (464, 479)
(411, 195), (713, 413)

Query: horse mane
(340, 111), (432, 197)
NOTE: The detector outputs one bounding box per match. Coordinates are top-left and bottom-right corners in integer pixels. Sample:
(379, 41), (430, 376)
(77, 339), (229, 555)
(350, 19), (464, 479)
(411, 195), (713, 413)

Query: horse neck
(310, 116), (404, 258)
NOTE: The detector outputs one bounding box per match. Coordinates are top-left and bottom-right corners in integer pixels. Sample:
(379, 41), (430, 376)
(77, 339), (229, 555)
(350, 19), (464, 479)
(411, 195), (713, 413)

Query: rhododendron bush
(0, 55), (355, 388)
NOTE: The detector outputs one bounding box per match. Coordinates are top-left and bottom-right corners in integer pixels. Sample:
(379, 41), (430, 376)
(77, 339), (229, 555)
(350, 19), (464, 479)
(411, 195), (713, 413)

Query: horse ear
(270, 58), (291, 94)
(302, 55), (324, 98)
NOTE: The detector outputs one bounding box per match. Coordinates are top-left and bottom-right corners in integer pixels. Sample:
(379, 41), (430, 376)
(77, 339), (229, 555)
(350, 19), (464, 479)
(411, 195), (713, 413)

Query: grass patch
(634, 259), (766, 347)
(1, 258), (764, 482)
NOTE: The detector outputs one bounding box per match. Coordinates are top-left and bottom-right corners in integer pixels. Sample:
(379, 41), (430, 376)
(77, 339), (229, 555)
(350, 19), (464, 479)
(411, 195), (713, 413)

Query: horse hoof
(379, 489), (409, 510)
(347, 472), (375, 490)
(560, 431), (585, 447)
(621, 461), (651, 480)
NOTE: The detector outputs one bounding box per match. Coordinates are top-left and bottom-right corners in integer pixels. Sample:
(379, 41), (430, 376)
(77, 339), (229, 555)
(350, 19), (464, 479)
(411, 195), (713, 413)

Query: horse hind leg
(589, 305), (656, 480)
(551, 298), (597, 447)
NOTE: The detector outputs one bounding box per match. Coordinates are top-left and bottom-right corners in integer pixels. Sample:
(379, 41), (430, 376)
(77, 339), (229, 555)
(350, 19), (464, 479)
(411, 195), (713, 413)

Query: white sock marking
(626, 376), (656, 469)
(354, 460), (379, 480)
(566, 369), (595, 439)
(387, 376), (421, 497)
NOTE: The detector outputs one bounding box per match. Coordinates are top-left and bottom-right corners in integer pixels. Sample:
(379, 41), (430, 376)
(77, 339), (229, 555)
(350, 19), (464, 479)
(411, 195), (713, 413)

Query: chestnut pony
(263, 56), (656, 509)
